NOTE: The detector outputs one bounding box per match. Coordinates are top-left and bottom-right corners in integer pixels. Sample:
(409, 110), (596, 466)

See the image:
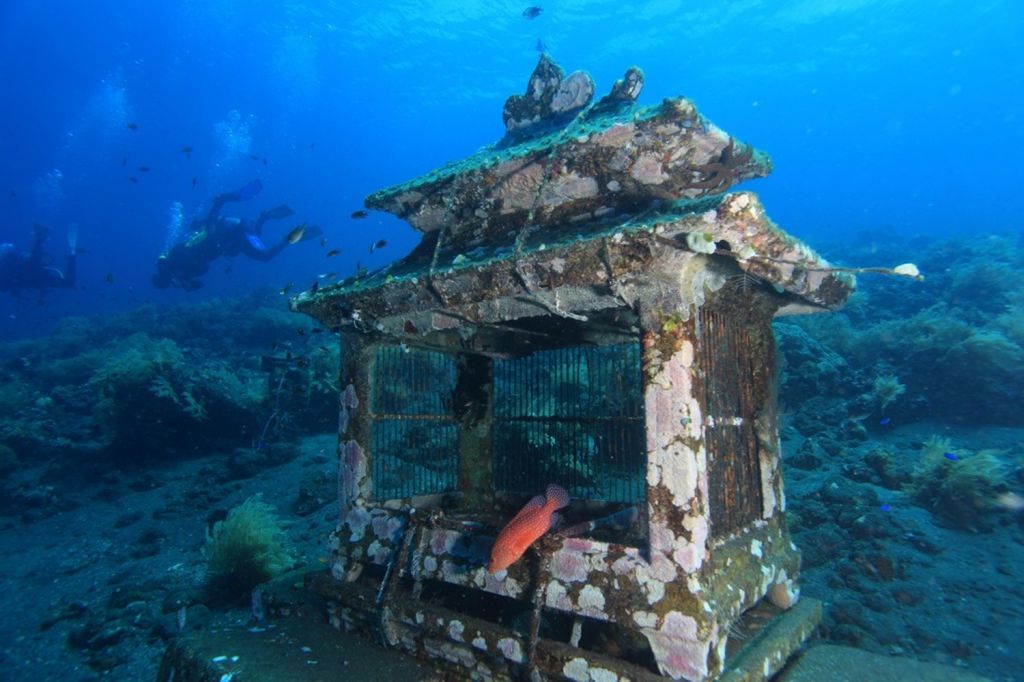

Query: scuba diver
(152, 180), (319, 291)
(0, 223), (77, 295)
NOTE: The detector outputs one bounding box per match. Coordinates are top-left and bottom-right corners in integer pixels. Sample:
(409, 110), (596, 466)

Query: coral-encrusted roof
(293, 58), (854, 344)
(365, 96), (771, 254)
(293, 192), (854, 349)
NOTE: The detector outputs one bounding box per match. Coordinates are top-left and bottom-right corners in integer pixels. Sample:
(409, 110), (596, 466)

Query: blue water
(1, 0), (1021, 331)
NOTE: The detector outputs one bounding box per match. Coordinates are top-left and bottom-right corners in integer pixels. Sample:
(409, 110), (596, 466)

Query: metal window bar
(493, 342), (644, 503)
(700, 309), (763, 537)
(371, 345), (459, 500)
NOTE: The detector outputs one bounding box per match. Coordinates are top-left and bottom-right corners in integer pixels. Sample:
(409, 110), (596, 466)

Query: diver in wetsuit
(0, 224), (78, 295)
(151, 180), (316, 291)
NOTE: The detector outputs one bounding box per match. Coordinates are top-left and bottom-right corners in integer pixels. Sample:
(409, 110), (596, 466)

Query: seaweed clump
(204, 495), (292, 603)
(909, 436), (1010, 531)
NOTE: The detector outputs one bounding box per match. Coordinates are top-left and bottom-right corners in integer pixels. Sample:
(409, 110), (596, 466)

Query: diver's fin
(67, 223), (78, 255)
(219, 179), (263, 203)
(233, 179), (263, 201)
(32, 223), (51, 240)
(260, 204), (295, 222)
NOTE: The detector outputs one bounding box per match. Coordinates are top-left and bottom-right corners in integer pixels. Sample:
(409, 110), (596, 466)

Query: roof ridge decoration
(365, 55), (772, 251)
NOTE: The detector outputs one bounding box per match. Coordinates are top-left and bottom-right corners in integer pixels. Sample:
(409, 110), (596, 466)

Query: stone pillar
(330, 332), (375, 583)
(638, 312), (717, 681)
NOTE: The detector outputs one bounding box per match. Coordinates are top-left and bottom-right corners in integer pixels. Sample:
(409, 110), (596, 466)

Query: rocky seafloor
(0, 230), (1022, 681)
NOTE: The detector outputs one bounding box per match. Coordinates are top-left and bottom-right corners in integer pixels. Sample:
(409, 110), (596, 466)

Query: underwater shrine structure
(293, 56), (855, 681)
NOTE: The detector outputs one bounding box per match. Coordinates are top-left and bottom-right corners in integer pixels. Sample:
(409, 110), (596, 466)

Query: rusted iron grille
(699, 309), (763, 537)
(370, 345), (459, 499)
(492, 342), (644, 503)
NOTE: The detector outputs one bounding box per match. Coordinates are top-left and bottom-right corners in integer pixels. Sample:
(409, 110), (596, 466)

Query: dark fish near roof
(370, 239), (387, 253)
(350, 210), (369, 219)
(523, 6), (542, 19)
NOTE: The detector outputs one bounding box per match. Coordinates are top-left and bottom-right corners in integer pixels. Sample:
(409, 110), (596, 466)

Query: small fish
(488, 484), (569, 573)
(127, 122), (139, 131)
(319, 272), (337, 279)
(286, 224), (307, 244)
(320, 237), (328, 246)
(370, 239), (387, 253)
(104, 273), (114, 284)
(279, 282), (293, 295)
(310, 327), (324, 334)
(262, 157), (268, 165)
(523, 6), (542, 19)
(995, 492), (1024, 512)
(944, 452), (958, 461)
(128, 176), (138, 183)
(318, 346), (330, 353)
(310, 280), (320, 293)
(138, 165), (151, 172)
(350, 210), (369, 219)
(181, 145), (192, 159)
(249, 154), (260, 161)
(879, 504), (891, 512)
(297, 328), (306, 336)
(121, 157), (128, 167)
(191, 176), (197, 189)
(879, 417), (891, 426)
(326, 248), (341, 258)
(309, 141), (316, 150)
(10, 189), (16, 197)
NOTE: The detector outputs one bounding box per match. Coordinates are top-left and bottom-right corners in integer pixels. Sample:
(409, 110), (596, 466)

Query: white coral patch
(578, 584), (606, 613)
(546, 581), (572, 610)
(497, 637), (523, 663)
(633, 610), (658, 628)
(630, 153), (669, 184)
(542, 173), (599, 207)
(563, 657), (590, 681)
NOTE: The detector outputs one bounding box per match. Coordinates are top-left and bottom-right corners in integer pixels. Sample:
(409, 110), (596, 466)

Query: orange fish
(488, 484), (570, 573)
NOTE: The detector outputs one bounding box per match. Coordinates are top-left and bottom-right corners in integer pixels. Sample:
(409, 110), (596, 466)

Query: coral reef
(777, 231), (1024, 426)
(0, 293), (339, 467)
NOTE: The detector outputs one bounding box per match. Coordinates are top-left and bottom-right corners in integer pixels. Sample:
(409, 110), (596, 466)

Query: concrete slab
(778, 644), (991, 682)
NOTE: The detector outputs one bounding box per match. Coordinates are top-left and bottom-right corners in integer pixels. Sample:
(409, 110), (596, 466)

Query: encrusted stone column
(638, 309), (719, 681)
(329, 332), (375, 583)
